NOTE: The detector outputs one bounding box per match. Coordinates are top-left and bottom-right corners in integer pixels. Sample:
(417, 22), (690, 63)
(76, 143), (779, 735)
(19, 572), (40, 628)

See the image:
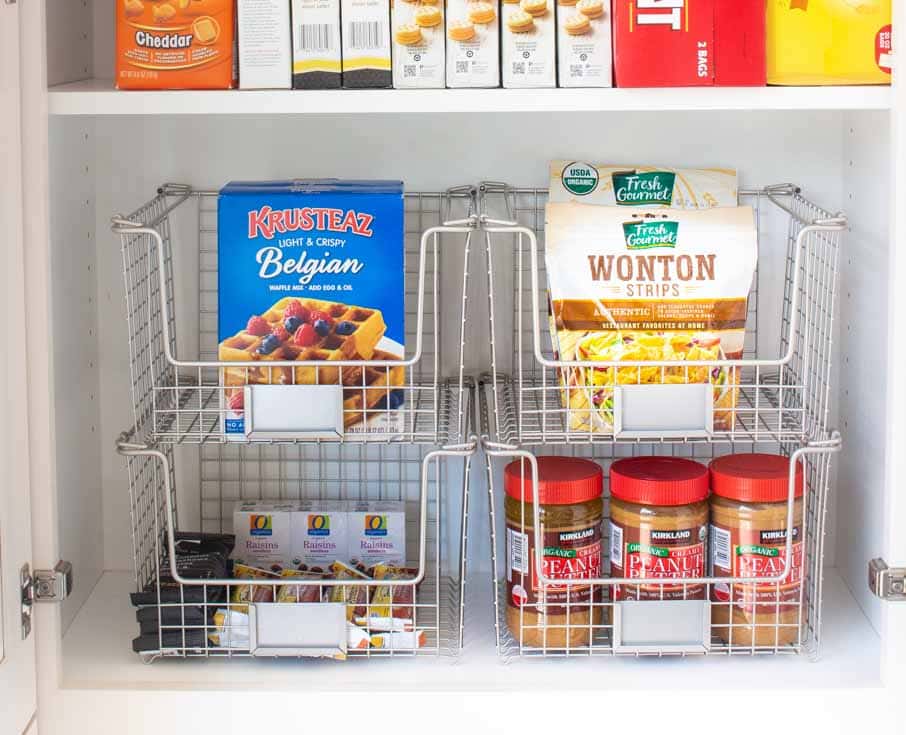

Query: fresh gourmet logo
(248, 207), (374, 240)
(612, 171), (676, 206)
(622, 219), (679, 250)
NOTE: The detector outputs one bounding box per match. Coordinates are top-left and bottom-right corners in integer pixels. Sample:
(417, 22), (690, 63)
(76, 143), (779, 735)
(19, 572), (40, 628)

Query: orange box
(116, 0), (236, 89)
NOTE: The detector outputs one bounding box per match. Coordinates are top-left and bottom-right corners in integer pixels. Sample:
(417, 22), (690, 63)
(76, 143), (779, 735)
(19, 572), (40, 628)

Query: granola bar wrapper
(209, 608), (250, 649)
(276, 569), (326, 603)
(366, 564), (417, 622)
(328, 560), (371, 620)
(369, 629), (426, 650)
(230, 563), (280, 612)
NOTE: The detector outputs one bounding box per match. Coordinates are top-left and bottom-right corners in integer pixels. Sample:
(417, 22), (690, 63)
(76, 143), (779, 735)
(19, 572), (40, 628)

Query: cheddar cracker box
(116, 0), (236, 90)
(217, 180), (406, 436)
(613, 0), (765, 87)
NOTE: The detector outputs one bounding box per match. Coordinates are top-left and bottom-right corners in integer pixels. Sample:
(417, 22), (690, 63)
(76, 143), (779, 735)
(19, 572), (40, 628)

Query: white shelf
(63, 569), (880, 694)
(47, 79), (892, 116)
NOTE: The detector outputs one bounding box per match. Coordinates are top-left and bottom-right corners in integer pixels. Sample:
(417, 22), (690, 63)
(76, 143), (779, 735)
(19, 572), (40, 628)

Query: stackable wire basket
(112, 179), (847, 663)
(477, 182), (845, 660)
(112, 184), (479, 661)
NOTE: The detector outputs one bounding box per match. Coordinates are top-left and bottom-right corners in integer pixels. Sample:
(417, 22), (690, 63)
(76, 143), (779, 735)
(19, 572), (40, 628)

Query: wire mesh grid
(118, 430), (476, 661)
(114, 184), (476, 445)
(480, 384), (840, 660)
(479, 183), (845, 445)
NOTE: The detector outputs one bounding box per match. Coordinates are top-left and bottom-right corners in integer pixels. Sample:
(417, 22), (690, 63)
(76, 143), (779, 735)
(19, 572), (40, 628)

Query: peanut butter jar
(709, 454), (805, 648)
(504, 456), (603, 649)
(609, 457), (710, 601)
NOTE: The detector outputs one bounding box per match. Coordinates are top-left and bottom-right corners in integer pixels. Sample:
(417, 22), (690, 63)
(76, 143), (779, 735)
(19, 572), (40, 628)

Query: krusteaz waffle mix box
(218, 180), (406, 436)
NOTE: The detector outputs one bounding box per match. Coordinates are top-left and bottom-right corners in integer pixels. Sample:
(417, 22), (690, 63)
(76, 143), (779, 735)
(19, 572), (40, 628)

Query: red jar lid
(504, 456), (602, 505)
(610, 457), (709, 506)
(709, 453), (804, 503)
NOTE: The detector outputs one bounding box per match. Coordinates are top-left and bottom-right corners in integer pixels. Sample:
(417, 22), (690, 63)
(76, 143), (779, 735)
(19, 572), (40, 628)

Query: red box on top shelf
(613, 0), (766, 87)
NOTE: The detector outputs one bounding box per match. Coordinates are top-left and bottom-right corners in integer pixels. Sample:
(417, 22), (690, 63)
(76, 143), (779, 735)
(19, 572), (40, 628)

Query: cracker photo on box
(445, 0), (500, 87)
(502, 0), (556, 88)
(392, 0), (446, 88)
(555, 0), (612, 88)
(217, 180), (406, 437)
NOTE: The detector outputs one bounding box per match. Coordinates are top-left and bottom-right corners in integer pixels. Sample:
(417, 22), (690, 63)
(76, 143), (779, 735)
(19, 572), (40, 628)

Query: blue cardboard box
(217, 179), (406, 434)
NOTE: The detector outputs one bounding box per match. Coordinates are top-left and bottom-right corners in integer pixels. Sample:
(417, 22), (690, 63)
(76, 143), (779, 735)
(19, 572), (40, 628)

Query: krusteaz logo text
(612, 171), (676, 206)
(561, 162), (599, 196)
(622, 220), (679, 250)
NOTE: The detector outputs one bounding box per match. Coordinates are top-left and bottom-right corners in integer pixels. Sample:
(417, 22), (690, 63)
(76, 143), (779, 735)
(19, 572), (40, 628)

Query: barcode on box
(507, 528), (528, 581)
(348, 21), (382, 50)
(297, 23), (334, 52)
(609, 522), (623, 567)
(570, 65), (583, 76)
(455, 61), (469, 74)
(711, 524), (731, 571)
(404, 64), (416, 78)
(513, 62), (525, 75)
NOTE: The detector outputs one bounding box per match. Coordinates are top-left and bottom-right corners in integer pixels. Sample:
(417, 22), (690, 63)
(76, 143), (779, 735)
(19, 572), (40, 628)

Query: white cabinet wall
(3, 0), (906, 733)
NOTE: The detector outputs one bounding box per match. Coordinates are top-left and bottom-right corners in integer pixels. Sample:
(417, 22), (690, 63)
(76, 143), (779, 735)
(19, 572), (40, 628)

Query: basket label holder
(244, 384), (344, 440)
(248, 602), (347, 658)
(613, 599), (712, 655)
(613, 384), (714, 439)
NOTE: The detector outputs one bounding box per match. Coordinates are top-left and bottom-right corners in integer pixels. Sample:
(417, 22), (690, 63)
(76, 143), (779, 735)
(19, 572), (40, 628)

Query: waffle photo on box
(217, 180), (406, 437)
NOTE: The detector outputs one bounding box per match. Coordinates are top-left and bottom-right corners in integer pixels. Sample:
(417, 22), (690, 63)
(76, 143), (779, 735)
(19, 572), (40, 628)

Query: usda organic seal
(561, 161), (598, 196)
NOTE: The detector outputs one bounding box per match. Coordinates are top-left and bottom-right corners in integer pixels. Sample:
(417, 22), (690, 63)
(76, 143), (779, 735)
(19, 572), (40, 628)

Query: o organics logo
(612, 171), (676, 206)
(250, 514), (272, 537)
(623, 220), (679, 250)
(365, 514), (388, 537)
(561, 161), (599, 196)
(307, 514), (330, 537)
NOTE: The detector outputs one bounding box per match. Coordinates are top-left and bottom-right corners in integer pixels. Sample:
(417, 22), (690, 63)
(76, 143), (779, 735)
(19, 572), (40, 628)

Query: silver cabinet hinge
(869, 558), (906, 601)
(20, 561), (74, 639)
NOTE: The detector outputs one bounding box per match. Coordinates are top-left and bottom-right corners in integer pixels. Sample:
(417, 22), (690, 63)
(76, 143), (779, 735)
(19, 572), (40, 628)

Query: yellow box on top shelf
(767, 0), (891, 85)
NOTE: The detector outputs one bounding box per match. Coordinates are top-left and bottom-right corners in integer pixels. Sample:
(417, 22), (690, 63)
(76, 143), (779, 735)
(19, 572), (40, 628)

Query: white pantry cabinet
(3, 0), (906, 733)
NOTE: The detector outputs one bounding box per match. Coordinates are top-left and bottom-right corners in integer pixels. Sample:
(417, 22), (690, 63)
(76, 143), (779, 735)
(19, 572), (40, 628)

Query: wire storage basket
(475, 181), (845, 660)
(111, 183), (480, 661)
(480, 386), (841, 660)
(117, 417), (477, 661)
(113, 184), (477, 445)
(479, 183), (846, 445)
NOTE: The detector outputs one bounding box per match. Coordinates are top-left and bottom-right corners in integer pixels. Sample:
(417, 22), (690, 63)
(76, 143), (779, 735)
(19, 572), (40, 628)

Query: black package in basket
(130, 532), (234, 606)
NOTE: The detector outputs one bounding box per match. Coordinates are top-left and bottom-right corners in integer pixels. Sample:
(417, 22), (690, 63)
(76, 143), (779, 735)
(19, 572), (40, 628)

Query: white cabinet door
(883, 0), (906, 695)
(0, 2), (38, 733)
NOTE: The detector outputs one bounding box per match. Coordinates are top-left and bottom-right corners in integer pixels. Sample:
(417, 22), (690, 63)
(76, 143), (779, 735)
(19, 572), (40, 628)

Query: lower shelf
(63, 568), (880, 691)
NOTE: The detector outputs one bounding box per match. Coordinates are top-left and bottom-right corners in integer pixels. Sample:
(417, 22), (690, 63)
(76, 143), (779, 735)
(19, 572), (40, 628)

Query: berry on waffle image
(219, 297), (388, 386)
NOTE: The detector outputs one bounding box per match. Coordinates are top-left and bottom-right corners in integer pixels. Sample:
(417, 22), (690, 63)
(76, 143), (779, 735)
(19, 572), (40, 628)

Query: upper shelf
(48, 79), (892, 116)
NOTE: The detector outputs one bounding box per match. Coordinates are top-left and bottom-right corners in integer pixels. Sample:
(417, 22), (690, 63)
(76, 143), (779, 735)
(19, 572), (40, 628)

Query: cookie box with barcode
(292, 0), (342, 89)
(218, 180), (406, 437)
